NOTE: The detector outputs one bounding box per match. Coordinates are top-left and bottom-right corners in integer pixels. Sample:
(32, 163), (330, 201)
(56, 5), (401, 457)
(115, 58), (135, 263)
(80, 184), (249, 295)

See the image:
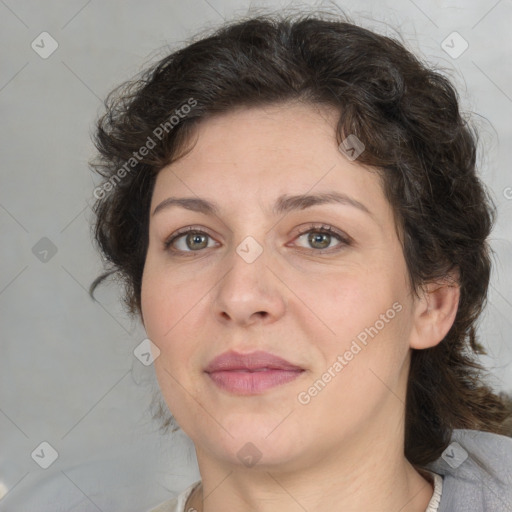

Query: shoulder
(146, 481), (201, 512)
(425, 429), (512, 512)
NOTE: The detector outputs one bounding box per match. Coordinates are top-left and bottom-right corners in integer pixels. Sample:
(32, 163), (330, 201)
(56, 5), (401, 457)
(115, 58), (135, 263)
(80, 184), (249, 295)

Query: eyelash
(163, 224), (352, 256)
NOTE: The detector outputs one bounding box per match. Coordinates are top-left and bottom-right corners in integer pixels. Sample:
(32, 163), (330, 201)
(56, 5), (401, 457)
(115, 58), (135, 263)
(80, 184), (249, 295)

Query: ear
(409, 272), (460, 350)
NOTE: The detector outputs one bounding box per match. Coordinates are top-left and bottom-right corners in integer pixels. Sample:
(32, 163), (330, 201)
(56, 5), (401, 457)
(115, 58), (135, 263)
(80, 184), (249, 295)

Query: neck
(187, 424), (434, 512)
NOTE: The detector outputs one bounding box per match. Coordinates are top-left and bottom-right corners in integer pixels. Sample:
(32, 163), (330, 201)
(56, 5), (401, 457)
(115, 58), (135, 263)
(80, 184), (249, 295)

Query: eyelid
(293, 223), (351, 242)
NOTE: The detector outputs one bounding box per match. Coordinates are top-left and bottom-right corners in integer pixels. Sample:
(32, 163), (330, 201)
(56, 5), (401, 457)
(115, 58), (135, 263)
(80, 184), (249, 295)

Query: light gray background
(1, 1), (511, 511)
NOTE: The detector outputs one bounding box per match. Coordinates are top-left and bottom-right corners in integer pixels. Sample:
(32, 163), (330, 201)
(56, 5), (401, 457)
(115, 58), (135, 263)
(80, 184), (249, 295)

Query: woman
(89, 10), (512, 512)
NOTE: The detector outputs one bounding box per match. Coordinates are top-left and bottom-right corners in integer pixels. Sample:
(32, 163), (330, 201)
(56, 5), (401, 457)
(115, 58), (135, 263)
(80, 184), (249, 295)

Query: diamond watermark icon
(237, 442), (263, 467)
(31, 441), (59, 469)
(441, 32), (468, 59)
(441, 441), (468, 468)
(32, 237), (58, 262)
(134, 338), (161, 366)
(236, 236), (263, 264)
(338, 134), (365, 161)
(31, 32), (59, 59)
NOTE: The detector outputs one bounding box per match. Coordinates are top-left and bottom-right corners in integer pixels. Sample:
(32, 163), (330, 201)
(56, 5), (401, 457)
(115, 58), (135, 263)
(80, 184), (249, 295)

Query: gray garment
(424, 429), (512, 511)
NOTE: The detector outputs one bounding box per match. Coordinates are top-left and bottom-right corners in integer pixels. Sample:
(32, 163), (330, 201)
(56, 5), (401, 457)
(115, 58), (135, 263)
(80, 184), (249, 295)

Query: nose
(212, 243), (286, 327)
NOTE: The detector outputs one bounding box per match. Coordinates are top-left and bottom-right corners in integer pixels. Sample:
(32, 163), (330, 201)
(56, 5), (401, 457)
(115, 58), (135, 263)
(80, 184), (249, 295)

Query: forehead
(151, 102), (390, 220)
(181, 101), (339, 165)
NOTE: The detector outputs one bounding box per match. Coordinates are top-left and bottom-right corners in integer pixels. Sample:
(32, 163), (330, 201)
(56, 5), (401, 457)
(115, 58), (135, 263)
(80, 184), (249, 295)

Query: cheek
(140, 260), (215, 396)
(141, 267), (201, 409)
(290, 265), (397, 338)
(141, 259), (204, 342)
(299, 262), (412, 382)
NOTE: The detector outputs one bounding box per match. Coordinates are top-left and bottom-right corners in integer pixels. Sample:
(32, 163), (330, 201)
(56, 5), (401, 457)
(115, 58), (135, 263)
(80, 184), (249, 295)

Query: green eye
(165, 229), (216, 252)
(164, 224), (351, 256)
(294, 225), (349, 252)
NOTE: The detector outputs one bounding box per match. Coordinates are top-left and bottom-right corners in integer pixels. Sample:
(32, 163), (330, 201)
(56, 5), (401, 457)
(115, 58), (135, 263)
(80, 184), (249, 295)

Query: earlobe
(409, 274), (460, 350)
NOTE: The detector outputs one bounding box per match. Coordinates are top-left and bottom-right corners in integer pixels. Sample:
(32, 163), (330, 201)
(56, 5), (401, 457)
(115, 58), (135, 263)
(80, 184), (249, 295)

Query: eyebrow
(152, 192), (372, 218)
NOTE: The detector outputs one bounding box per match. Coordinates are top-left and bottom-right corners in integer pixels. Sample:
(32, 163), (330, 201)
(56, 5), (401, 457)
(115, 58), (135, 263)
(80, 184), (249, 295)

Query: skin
(141, 101), (460, 512)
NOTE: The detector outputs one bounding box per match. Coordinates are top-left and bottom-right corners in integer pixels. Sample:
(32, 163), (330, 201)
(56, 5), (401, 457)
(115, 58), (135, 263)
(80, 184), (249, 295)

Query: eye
(163, 224), (351, 256)
(164, 227), (217, 253)
(293, 224), (350, 252)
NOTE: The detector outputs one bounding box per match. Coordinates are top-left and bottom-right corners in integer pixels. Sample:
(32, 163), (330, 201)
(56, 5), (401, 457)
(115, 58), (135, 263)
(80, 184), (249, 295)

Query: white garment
(425, 471), (443, 512)
(148, 480), (199, 512)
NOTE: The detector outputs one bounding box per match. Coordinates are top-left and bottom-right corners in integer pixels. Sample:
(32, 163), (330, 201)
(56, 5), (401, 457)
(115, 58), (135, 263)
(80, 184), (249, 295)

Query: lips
(205, 350), (303, 372)
(205, 350), (305, 395)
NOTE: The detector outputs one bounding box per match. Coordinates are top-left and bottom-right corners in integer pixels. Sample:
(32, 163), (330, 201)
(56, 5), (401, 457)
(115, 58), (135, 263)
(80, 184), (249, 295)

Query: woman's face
(141, 102), (421, 471)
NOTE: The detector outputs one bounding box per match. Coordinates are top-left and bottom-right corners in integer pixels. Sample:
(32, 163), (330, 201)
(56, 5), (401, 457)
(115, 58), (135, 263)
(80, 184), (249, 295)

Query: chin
(193, 416), (309, 470)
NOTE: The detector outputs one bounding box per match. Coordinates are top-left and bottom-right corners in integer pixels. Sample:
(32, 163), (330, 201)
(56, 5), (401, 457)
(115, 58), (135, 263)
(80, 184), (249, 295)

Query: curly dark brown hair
(88, 10), (512, 469)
